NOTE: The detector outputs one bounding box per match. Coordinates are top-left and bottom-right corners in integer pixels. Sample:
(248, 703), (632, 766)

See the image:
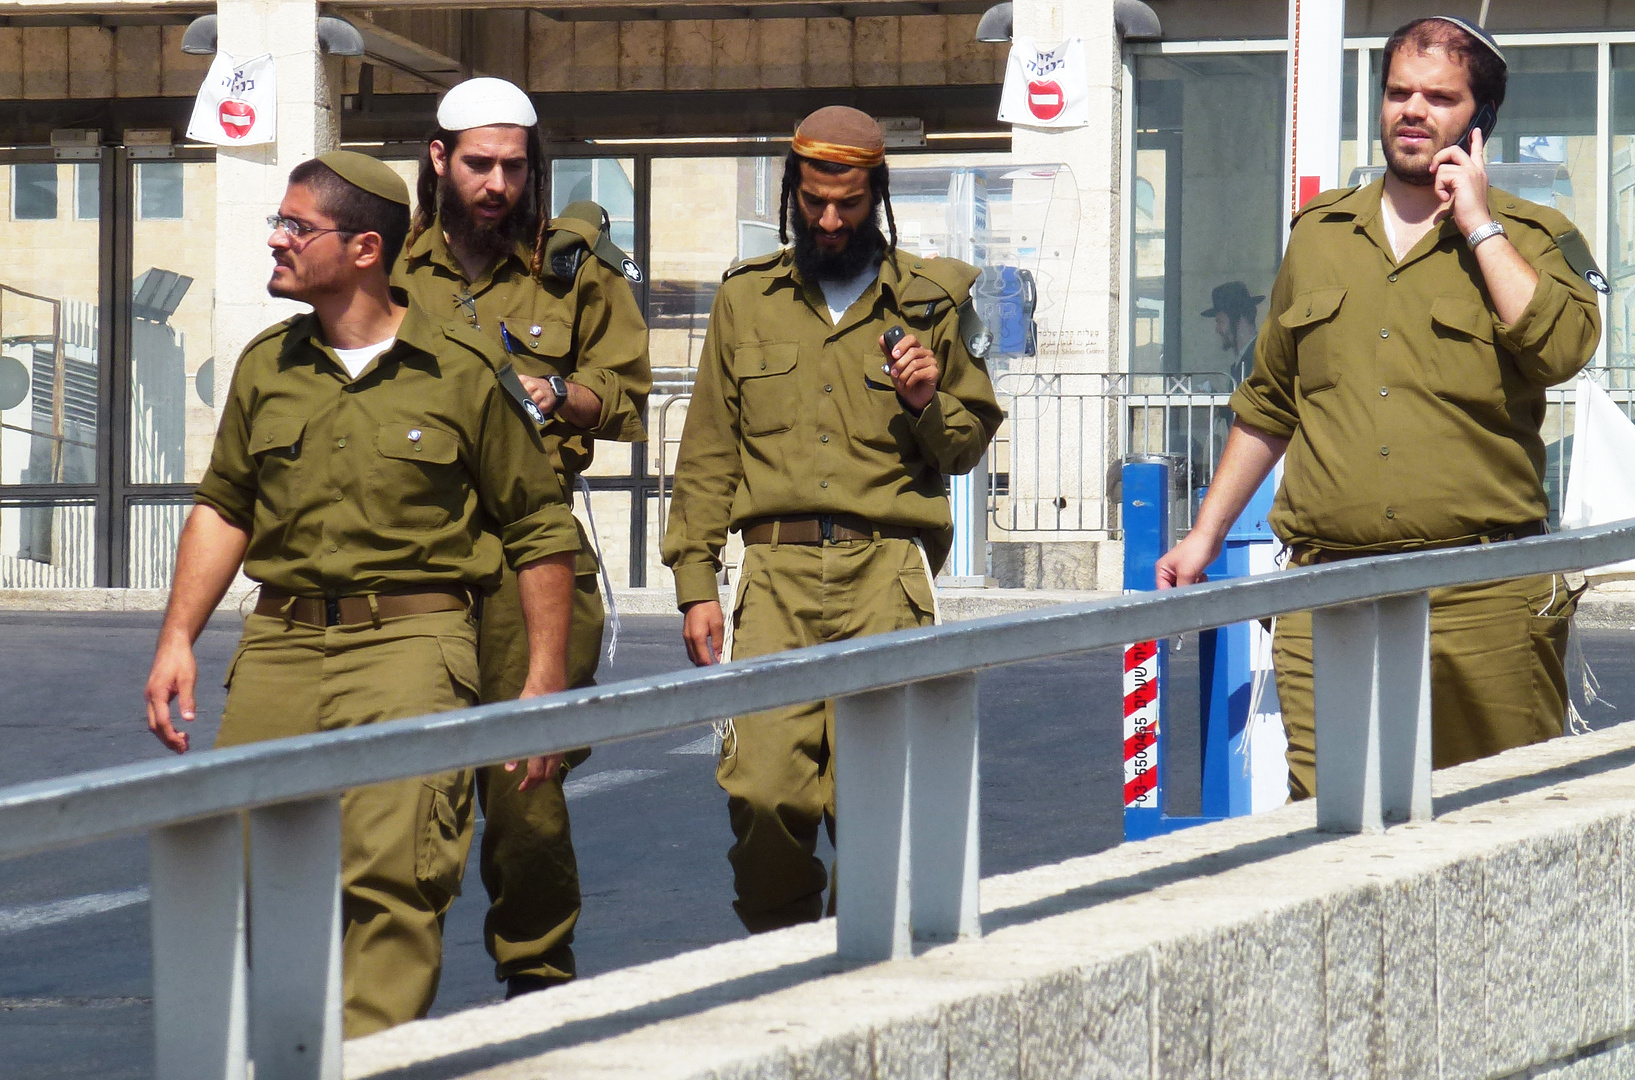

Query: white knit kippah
(436, 77), (538, 131)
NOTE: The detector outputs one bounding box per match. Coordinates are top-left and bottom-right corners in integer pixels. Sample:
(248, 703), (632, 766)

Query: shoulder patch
(956, 298), (993, 360)
(495, 363), (549, 428)
(722, 248), (787, 282)
(541, 207), (643, 285)
(1555, 228), (1609, 295)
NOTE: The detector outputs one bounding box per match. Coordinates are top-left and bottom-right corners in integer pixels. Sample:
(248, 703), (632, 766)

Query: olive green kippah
(314, 150), (410, 206)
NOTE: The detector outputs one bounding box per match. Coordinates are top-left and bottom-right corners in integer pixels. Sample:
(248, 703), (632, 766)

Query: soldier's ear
(429, 140), (451, 178)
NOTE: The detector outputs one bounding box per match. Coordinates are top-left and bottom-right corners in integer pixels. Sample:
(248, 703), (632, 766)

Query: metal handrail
(5, 520), (1634, 861)
(11, 520), (1635, 1078)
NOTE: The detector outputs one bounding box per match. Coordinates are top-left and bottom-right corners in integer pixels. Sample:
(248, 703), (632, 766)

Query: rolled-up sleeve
(1493, 240), (1601, 387)
(906, 308), (1002, 475)
(565, 260), (652, 443)
(193, 356), (257, 529)
(1229, 261), (1301, 439)
(477, 389), (582, 569)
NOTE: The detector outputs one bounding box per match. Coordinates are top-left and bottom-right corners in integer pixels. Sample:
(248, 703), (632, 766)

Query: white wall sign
(999, 38), (1089, 129)
(187, 52), (278, 147)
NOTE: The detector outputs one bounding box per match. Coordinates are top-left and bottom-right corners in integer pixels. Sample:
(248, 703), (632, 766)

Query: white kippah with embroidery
(436, 77), (538, 131)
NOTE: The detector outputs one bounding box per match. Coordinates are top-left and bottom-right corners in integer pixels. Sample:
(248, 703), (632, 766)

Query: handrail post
(1313, 592), (1433, 832)
(248, 796), (344, 1080)
(835, 675), (983, 960)
(835, 685), (912, 960)
(150, 814), (248, 1080)
(908, 673), (982, 943)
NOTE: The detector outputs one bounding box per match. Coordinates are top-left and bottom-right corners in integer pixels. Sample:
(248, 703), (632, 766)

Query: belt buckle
(324, 598), (341, 626)
(818, 514), (834, 543)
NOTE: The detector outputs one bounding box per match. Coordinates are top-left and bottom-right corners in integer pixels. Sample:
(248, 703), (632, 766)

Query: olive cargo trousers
(474, 542), (604, 985)
(216, 608), (480, 1039)
(721, 536), (937, 933)
(1273, 570), (1578, 800)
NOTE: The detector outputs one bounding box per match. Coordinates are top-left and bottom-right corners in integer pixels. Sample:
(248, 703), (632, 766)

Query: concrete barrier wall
(344, 719), (1635, 1080)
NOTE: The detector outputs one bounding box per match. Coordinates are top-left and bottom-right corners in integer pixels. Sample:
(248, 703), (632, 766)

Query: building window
(137, 162), (184, 220)
(12, 164), (59, 220)
(76, 163), (99, 221)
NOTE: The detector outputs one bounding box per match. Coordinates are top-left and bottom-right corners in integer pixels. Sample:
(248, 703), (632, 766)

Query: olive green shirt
(1231, 181), (1602, 551)
(391, 214), (651, 485)
(195, 300), (581, 596)
(663, 247), (1003, 608)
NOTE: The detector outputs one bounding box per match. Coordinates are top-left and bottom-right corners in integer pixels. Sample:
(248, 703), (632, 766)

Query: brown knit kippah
(791, 106), (885, 169)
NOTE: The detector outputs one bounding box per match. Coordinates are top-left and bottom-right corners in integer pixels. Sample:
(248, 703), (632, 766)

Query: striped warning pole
(1123, 639), (1161, 810)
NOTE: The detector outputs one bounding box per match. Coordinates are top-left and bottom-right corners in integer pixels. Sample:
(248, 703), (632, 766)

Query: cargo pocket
(898, 565), (938, 629)
(415, 768), (474, 900)
(436, 635), (481, 707)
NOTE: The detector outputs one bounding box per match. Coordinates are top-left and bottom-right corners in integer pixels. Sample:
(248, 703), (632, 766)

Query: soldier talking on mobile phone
(1156, 17), (1604, 799)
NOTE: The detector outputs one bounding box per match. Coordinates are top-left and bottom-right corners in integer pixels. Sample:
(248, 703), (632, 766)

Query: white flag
(187, 52), (277, 147)
(998, 37), (1089, 129)
(1561, 374), (1635, 576)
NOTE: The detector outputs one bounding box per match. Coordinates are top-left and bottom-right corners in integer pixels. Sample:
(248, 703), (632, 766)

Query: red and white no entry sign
(999, 38), (1088, 129)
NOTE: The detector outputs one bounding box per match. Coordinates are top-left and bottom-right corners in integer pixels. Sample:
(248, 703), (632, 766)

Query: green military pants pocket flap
(250, 414), (307, 456)
(416, 768), (475, 898)
(736, 341), (799, 378)
(436, 635), (482, 699)
(1430, 296), (1496, 342)
(1278, 286), (1347, 330)
(898, 566), (937, 623)
(375, 423), (459, 465)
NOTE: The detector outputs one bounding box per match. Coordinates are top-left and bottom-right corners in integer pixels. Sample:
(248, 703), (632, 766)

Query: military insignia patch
(1555, 229), (1609, 295)
(496, 364), (549, 428)
(621, 257), (644, 284)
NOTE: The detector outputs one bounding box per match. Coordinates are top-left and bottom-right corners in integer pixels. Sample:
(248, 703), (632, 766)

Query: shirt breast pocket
(736, 342), (799, 437)
(1278, 286), (1348, 395)
(249, 414), (307, 482)
(512, 317), (573, 371)
(368, 423), (465, 529)
(1428, 296), (1502, 406)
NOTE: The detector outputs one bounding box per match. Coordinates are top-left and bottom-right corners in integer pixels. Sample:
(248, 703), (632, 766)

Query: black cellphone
(881, 326), (906, 375)
(1456, 102), (1498, 157)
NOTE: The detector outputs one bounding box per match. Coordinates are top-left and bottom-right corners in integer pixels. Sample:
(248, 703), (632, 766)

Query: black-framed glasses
(266, 214), (351, 242)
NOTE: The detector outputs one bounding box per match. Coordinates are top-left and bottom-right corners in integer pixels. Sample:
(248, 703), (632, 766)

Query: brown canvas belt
(740, 514), (919, 546)
(1288, 520), (1547, 566)
(255, 585), (472, 628)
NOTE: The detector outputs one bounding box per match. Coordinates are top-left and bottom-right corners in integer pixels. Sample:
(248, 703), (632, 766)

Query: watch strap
(1467, 220), (1506, 249)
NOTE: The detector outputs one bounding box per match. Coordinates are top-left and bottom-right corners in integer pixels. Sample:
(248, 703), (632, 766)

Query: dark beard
(1381, 124), (1440, 187)
(791, 212), (886, 282)
(438, 177), (533, 265)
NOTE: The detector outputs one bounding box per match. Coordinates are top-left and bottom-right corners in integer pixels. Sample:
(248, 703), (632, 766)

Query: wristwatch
(1466, 220), (1506, 250)
(542, 374), (570, 417)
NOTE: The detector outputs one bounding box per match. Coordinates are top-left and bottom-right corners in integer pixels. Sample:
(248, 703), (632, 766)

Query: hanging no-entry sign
(999, 38), (1089, 129)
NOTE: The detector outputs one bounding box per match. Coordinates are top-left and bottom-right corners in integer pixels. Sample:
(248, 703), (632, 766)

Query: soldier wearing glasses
(144, 152), (579, 1035)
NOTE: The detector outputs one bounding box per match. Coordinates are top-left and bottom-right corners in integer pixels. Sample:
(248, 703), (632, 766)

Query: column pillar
(1006, 0), (1125, 588)
(211, 0), (341, 422)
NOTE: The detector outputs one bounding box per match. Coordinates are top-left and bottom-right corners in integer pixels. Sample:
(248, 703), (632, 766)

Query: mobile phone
(882, 325), (906, 375)
(1456, 102), (1498, 157)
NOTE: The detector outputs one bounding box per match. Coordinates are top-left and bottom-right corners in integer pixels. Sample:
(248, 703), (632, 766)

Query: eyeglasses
(266, 214), (352, 242)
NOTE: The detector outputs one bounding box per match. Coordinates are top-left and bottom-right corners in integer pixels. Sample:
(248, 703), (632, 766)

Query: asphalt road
(1, 611), (1631, 1078)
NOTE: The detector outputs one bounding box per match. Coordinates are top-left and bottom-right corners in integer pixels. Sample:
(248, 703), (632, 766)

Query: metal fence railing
(3, 521), (1635, 1078)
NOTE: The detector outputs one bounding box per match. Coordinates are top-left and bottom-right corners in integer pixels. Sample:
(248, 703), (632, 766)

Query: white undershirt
(1380, 209), (1406, 262)
(332, 338), (395, 379)
(819, 264), (881, 326)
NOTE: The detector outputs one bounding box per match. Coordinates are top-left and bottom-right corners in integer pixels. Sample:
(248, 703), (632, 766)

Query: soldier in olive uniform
(1157, 18), (1603, 798)
(143, 152), (579, 1036)
(392, 78), (650, 997)
(663, 107), (1002, 932)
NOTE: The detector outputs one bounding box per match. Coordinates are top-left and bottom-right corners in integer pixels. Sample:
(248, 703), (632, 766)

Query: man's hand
(1432, 126), (1492, 237)
(517, 373), (563, 416)
(145, 634), (198, 753)
(504, 681), (566, 792)
(1154, 531), (1223, 590)
(682, 599), (724, 667)
(881, 332), (938, 414)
